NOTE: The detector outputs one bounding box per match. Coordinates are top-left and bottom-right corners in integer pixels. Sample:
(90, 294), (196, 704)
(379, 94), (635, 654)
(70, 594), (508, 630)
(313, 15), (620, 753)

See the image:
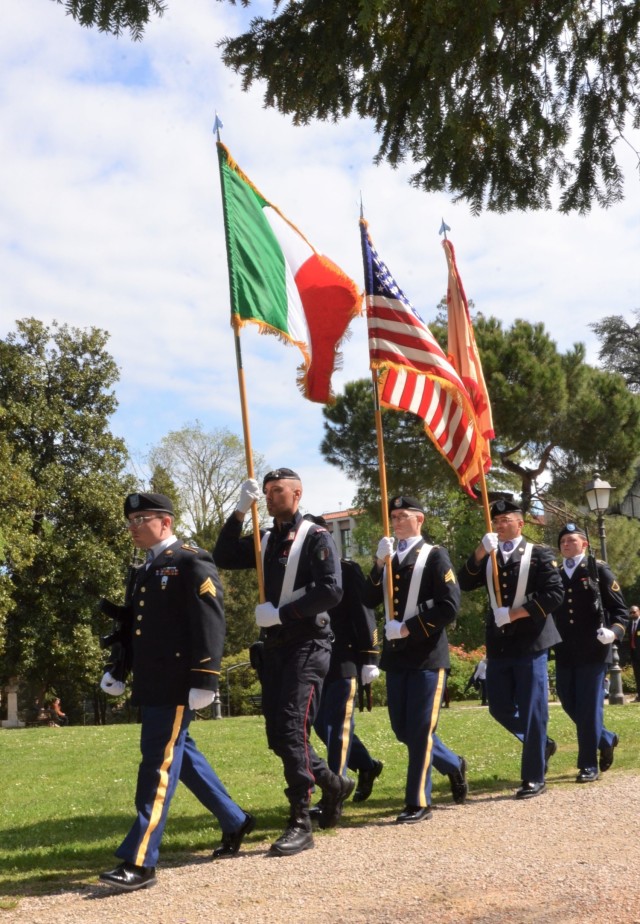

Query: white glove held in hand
(255, 602), (282, 628)
(237, 478), (260, 515)
(482, 532), (499, 553)
(189, 688), (215, 710)
(376, 537), (394, 562)
(100, 672), (125, 697)
(385, 619), (406, 641)
(493, 606), (511, 628)
(361, 665), (380, 685)
(597, 627), (616, 645)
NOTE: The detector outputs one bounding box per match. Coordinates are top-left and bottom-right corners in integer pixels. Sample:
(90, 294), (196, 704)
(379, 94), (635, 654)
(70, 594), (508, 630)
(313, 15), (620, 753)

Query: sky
(2, 1), (640, 517)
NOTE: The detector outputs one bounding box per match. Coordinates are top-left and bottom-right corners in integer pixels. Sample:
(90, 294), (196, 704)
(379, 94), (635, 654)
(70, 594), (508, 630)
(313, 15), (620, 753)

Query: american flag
(360, 218), (484, 495)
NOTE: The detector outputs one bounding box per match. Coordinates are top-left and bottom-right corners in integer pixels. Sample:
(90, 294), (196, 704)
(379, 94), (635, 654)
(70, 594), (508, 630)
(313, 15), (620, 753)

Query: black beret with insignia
(388, 495), (425, 514)
(490, 498), (522, 518)
(124, 492), (174, 517)
(558, 522), (587, 543)
(262, 468), (301, 490)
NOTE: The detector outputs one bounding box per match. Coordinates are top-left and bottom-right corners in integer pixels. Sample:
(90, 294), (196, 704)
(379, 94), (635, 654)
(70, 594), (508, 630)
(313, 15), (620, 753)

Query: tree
(148, 422), (267, 654)
(217, 0), (640, 214)
(322, 317), (640, 515)
(0, 319), (133, 720)
(53, 0), (166, 39)
(54, 2), (640, 213)
(148, 421), (266, 539)
(591, 308), (640, 392)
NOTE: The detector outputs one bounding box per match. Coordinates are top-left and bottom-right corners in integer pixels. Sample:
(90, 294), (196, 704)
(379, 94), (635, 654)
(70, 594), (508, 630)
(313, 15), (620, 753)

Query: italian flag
(217, 143), (362, 404)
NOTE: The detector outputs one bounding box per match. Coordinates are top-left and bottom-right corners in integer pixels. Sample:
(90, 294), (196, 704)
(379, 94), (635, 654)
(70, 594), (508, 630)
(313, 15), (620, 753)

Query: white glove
(482, 532), (499, 553)
(597, 627), (616, 645)
(493, 606), (511, 628)
(100, 672), (125, 697)
(189, 688), (215, 710)
(385, 619), (406, 641)
(376, 537), (394, 562)
(237, 478), (260, 514)
(255, 602), (282, 628)
(361, 665), (380, 685)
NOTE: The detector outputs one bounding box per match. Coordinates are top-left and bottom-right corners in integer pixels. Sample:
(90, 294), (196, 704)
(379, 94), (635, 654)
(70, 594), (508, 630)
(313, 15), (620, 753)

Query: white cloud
(2, 0), (640, 518)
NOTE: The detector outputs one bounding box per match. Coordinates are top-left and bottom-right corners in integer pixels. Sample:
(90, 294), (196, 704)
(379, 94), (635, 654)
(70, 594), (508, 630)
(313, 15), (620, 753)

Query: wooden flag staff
(233, 330), (266, 603)
(477, 463), (502, 606)
(371, 368), (395, 618)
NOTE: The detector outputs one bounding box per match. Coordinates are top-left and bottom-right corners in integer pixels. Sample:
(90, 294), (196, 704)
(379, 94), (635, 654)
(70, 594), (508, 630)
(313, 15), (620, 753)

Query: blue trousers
(555, 661), (616, 771)
(486, 650), (550, 783)
(314, 676), (377, 775)
(116, 704), (245, 868)
(386, 668), (460, 808)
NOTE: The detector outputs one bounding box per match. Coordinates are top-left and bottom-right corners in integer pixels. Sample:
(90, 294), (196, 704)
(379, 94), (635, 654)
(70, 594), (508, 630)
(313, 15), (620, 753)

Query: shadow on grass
(0, 805), (289, 899)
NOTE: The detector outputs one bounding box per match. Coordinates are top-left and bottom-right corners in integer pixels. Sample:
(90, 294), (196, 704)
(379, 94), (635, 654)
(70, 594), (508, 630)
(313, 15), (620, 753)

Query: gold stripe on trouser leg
(417, 669), (445, 807)
(135, 706), (185, 867)
(338, 678), (357, 775)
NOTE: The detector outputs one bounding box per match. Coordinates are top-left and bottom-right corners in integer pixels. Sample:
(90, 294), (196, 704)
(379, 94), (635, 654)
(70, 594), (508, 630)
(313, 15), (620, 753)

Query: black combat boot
(268, 802), (314, 857)
(317, 771), (355, 829)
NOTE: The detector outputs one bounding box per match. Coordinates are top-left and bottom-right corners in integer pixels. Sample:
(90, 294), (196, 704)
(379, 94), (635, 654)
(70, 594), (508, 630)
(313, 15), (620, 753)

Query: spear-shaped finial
(213, 111), (224, 141)
(439, 218), (451, 239)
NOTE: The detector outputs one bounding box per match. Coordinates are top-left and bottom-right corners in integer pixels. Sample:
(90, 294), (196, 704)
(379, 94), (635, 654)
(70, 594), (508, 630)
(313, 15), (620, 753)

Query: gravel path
(5, 773), (640, 924)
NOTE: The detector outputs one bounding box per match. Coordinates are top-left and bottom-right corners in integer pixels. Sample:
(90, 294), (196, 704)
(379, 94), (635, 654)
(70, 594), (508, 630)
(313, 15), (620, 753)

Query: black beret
(558, 523), (587, 543)
(124, 492), (174, 517)
(262, 468), (301, 490)
(490, 498), (522, 518)
(389, 495), (425, 514)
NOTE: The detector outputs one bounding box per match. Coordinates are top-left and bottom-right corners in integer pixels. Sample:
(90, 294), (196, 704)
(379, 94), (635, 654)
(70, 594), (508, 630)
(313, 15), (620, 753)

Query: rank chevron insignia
(199, 577), (217, 598)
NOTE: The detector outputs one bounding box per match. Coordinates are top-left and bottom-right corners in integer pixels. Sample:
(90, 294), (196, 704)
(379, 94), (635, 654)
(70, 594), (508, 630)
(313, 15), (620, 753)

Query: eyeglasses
(126, 515), (163, 528)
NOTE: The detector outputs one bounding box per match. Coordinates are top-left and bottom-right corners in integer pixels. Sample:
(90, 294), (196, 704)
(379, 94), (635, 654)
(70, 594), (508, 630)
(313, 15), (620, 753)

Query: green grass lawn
(2, 701), (639, 901)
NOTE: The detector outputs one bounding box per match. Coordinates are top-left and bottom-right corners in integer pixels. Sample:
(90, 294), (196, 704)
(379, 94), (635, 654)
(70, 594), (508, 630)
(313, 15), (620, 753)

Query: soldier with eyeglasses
(98, 492), (253, 892)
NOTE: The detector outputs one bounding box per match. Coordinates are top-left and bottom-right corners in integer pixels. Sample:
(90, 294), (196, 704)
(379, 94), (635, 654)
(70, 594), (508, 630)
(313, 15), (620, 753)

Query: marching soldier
(214, 469), (352, 857)
(363, 496), (467, 824)
(553, 523), (628, 781)
(458, 498), (564, 799)
(99, 492), (253, 892)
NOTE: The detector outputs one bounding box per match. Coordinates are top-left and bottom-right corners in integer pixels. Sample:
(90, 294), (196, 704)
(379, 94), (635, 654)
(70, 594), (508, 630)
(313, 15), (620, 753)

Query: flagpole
(234, 331), (266, 602)
(214, 121), (265, 602)
(371, 369), (395, 619)
(477, 462), (502, 606)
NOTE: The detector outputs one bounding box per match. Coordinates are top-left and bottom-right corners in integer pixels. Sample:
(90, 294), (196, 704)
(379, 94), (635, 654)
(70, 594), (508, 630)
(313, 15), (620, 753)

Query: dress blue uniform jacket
(115, 540), (225, 706)
(213, 510), (342, 649)
(362, 540), (460, 671)
(325, 559), (379, 682)
(554, 558), (628, 667)
(458, 541), (563, 657)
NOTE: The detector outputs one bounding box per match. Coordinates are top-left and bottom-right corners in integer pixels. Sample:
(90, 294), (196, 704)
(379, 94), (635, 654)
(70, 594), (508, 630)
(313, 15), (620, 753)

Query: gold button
(139, 601), (144, 607)
(135, 629), (141, 636)
(175, 652), (181, 658)
(137, 614), (142, 622)
(394, 598), (399, 604)
(141, 587), (146, 593)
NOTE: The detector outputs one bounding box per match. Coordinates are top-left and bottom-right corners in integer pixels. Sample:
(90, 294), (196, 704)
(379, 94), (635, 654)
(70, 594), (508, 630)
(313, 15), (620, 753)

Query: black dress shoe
(599, 734), (619, 773)
(396, 805), (432, 824)
(268, 822), (314, 857)
(544, 738), (557, 773)
(99, 861), (157, 892)
(319, 775), (355, 829)
(212, 811), (256, 859)
(576, 768), (599, 783)
(515, 781), (546, 799)
(448, 756), (468, 805)
(352, 760), (384, 803)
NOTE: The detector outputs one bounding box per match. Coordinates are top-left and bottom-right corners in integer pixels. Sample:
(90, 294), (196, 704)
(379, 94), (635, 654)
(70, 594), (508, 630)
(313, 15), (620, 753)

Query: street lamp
(584, 473), (625, 705)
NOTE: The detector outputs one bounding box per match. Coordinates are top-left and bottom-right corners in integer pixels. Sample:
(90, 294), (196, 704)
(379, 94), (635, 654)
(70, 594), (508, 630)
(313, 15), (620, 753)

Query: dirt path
(5, 773), (640, 924)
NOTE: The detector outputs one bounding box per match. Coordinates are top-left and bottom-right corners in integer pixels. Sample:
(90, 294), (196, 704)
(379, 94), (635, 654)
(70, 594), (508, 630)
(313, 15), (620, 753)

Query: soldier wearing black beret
(362, 495), (467, 823)
(553, 522), (628, 782)
(214, 469), (351, 856)
(99, 492), (253, 892)
(458, 497), (564, 799)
